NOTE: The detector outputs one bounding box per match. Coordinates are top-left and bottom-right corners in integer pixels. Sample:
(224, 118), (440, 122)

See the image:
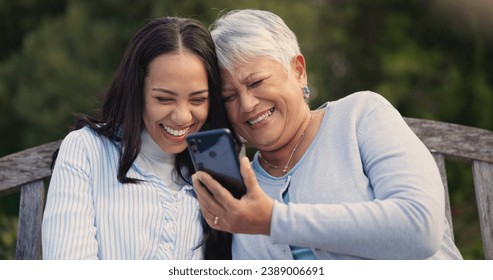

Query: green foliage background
(1, 0), (492, 259)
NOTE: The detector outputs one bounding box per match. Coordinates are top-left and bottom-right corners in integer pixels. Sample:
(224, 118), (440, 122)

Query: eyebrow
(240, 71), (262, 83)
(222, 71), (264, 92)
(151, 88), (209, 96)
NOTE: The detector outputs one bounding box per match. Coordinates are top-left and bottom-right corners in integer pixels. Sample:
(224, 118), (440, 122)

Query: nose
(171, 103), (193, 124)
(238, 91), (259, 113)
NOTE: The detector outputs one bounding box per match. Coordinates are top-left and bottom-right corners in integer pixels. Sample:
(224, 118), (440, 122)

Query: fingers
(239, 156), (259, 195)
(192, 172), (213, 201)
(198, 202), (216, 226)
(193, 158), (274, 235)
(194, 170), (237, 207)
(192, 173), (225, 225)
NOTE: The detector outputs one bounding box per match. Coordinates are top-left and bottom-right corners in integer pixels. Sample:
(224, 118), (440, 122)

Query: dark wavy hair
(53, 17), (238, 260)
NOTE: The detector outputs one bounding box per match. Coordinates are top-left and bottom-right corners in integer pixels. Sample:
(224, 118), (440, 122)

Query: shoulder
(337, 91), (392, 109)
(60, 126), (115, 153)
(62, 126), (99, 145)
(322, 91), (395, 118)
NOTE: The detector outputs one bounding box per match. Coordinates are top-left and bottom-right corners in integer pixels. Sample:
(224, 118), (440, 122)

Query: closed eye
(249, 79), (263, 88)
(190, 97), (208, 105)
(223, 93), (237, 103)
(156, 96), (173, 103)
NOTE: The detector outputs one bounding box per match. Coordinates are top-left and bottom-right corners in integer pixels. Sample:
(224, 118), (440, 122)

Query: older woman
(192, 9), (462, 260)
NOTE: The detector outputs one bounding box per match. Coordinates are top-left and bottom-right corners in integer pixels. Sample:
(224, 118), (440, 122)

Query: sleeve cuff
(269, 200), (290, 244)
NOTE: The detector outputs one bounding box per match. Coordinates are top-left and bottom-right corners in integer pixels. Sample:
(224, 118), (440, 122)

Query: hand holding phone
(186, 128), (246, 199)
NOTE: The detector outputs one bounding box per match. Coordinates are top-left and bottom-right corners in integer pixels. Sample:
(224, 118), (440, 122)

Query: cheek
(195, 103), (210, 124)
(142, 102), (171, 129)
(143, 103), (160, 122)
(226, 108), (244, 132)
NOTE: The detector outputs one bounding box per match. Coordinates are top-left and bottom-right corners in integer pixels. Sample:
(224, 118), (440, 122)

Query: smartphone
(186, 128), (246, 199)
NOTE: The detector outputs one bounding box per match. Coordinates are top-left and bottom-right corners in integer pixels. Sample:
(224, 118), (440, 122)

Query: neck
(259, 112), (314, 175)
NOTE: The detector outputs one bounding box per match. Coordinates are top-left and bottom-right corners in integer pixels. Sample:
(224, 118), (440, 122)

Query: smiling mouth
(160, 124), (191, 137)
(247, 108), (275, 126)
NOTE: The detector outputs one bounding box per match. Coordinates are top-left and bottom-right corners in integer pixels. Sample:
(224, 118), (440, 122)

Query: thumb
(239, 156), (260, 194)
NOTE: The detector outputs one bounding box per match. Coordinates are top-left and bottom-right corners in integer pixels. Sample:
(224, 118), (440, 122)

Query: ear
(292, 54), (307, 85)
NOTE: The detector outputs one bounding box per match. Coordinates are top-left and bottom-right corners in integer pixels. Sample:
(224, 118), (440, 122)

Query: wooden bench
(0, 140), (61, 260)
(1, 118), (492, 259)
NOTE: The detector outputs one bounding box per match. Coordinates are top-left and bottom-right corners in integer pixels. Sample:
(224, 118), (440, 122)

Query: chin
(161, 143), (187, 155)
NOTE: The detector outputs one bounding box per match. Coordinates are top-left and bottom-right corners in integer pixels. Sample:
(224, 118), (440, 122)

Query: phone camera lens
(191, 144), (198, 153)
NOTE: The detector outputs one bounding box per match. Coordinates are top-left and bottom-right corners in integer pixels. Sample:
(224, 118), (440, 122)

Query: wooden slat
(404, 117), (493, 164)
(0, 140), (61, 191)
(15, 180), (45, 260)
(472, 161), (493, 260)
(432, 153), (454, 241)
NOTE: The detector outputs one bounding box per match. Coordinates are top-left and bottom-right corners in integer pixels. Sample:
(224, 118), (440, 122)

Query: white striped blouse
(42, 126), (204, 259)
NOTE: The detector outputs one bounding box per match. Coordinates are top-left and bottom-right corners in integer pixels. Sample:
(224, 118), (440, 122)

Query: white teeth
(248, 108), (274, 125)
(163, 125), (190, 137)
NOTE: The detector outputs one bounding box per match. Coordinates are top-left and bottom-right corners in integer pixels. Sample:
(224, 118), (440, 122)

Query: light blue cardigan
(233, 91), (462, 260)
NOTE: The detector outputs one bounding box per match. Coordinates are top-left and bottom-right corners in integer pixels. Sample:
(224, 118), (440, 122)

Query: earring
(303, 86), (311, 99)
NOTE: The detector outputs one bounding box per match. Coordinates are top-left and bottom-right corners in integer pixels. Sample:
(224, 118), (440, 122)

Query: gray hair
(210, 9), (301, 74)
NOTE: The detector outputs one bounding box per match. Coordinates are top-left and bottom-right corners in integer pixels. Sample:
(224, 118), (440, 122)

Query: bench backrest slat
(0, 140), (61, 191)
(432, 153), (454, 241)
(472, 161), (493, 260)
(15, 180), (44, 260)
(404, 117), (493, 163)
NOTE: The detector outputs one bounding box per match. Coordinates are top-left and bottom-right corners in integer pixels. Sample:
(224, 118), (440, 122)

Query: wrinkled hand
(192, 157), (274, 235)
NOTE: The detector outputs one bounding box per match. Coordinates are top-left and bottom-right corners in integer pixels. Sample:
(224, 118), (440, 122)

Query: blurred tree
(1, 0), (492, 259)
(313, 0), (493, 259)
(0, 0), (67, 156)
(314, 0), (493, 129)
(0, 0), (67, 61)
